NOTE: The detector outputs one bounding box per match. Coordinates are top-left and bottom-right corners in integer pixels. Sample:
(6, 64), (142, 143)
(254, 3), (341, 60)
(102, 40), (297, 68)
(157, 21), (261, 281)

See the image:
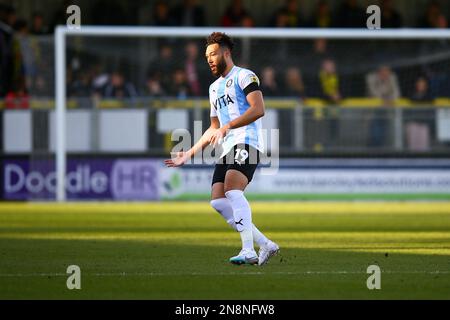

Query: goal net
(4, 27), (450, 201)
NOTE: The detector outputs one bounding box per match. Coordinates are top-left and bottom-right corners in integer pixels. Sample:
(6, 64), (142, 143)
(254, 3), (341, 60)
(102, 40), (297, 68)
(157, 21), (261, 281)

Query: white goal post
(54, 26), (450, 202)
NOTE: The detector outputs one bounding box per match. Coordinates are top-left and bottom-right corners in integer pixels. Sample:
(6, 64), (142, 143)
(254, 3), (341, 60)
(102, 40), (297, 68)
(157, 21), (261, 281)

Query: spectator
(0, 6), (13, 94)
(30, 12), (48, 35)
(69, 71), (94, 108)
(405, 77), (435, 151)
(270, 0), (303, 27)
(283, 67), (305, 98)
(419, 1), (447, 28)
(301, 38), (333, 79)
(411, 76), (433, 102)
(309, 0), (333, 28)
(319, 59), (341, 103)
(2, 4), (16, 27)
(319, 59), (341, 146)
(380, 0), (403, 28)
(168, 68), (191, 99)
(90, 63), (109, 97)
(147, 43), (175, 93)
(436, 13), (448, 28)
(335, 0), (365, 28)
(145, 75), (166, 97)
(32, 75), (50, 96)
(5, 79), (29, 109)
(241, 14), (255, 27)
(260, 66), (280, 97)
(14, 19), (40, 94)
(69, 71), (93, 98)
(314, 38), (329, 56)
(366, 65), (401, 105)
(171, 0), (205, 26)
(0, 5), (23, 97)
(270, 9), (289, 28)
(221, 0), (250, 27)
(103, 71), (138, 99)
(151, 1), (175, 26)
(184, 41), (204, 96)
(366, 65), (401, 147)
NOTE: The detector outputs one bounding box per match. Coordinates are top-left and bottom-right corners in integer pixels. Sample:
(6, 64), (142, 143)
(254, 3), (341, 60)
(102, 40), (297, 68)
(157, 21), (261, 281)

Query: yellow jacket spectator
(319, 59), (341, 103)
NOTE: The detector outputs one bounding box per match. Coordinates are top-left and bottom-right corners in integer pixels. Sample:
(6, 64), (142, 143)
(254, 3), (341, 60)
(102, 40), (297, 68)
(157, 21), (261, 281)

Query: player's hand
(210, 125), (229, 147)
(164, 151), (189, 167)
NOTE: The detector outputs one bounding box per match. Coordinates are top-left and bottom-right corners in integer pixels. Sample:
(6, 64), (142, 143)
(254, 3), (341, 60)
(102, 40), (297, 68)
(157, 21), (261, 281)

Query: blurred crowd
(149, 0), (448, 29)
(1, 0), (450, 104)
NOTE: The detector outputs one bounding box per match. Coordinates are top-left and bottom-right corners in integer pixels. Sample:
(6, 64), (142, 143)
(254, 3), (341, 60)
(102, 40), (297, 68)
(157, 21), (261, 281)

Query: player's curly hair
(206, 32), (234, 52)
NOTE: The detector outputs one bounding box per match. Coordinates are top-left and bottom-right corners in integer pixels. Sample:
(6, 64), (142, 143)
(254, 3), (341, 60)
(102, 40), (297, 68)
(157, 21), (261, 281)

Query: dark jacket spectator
(103, 72), (138, 99)
(171, 0), (205, 26)
(411, 77), (433, 102)
(335, 0), (365, 28)
(380, 0), (403, 28)
(168, 68), (192, 99)
(0, 6), (14, 96)
(69, 72), (93, 98)
(147, 44), (176, 93)
(283, 67), (306, 98)
(260, 66), (280, 97)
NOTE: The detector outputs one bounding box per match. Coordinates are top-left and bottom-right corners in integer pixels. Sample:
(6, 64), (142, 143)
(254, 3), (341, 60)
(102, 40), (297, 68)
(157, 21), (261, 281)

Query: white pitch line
(0, 270), (449, 278)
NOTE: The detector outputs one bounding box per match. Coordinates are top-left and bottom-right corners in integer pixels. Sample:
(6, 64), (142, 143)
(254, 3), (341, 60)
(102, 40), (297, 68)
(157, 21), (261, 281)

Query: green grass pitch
(0, 201), (449, 299)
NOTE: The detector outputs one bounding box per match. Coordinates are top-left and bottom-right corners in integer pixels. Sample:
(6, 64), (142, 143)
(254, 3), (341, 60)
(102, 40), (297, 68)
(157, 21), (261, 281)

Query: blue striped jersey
(209, 65), (264, 158)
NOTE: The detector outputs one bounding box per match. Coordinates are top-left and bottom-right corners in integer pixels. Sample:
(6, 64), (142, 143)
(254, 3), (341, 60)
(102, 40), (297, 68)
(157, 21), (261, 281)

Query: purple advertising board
(2, 158), (160, 200)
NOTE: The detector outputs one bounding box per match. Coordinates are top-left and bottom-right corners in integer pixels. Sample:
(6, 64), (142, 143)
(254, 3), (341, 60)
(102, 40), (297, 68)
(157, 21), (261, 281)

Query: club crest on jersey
(226, 79), (233, 87)
(213, 94), (234, 110)
(250, 75), (259, 84)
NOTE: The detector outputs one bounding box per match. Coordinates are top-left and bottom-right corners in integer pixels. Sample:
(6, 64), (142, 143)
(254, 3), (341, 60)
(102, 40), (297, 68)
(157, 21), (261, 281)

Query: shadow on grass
(0, 238), (449, 299)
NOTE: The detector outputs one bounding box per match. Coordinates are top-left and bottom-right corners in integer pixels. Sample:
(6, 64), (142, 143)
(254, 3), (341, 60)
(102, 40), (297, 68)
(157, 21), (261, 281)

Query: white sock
(252, 224), (269, 247)
(210, 198), (269, 247)
(210, 198), (237, 231)
(224, 190), (255, 251)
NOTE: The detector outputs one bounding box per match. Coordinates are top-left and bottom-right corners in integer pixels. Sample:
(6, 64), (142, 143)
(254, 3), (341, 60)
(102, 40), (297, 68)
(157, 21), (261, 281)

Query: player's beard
(213, 57), (227, 77)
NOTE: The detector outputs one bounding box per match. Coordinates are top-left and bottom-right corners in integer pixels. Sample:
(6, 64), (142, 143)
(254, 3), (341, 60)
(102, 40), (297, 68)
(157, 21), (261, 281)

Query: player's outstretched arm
(164, 117), (220, 167)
